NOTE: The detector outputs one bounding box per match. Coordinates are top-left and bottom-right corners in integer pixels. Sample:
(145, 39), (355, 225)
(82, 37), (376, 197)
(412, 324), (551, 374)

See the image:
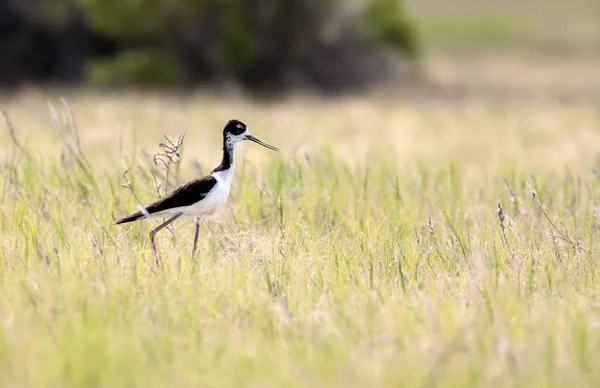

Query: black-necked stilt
(115, 119), (278, 262)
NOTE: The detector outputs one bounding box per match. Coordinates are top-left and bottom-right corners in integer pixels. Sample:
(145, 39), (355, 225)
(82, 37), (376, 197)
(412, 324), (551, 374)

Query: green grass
(415, 13), (531, 47)
(1, 75), (600, 387)
(409, 0), (600, 51)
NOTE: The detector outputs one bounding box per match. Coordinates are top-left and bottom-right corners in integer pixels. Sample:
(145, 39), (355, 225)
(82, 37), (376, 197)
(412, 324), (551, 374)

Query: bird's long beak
(246, 135), (279, 151)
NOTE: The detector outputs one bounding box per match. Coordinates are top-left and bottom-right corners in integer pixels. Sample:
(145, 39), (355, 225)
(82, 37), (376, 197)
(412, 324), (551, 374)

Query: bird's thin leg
(192, 217), (203, 258)
(150, 212), (183, 266)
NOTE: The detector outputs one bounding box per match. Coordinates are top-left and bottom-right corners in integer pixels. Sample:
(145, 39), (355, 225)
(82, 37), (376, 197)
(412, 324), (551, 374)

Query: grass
(409, 0), (600, 51)
(1, 53), (600, 387)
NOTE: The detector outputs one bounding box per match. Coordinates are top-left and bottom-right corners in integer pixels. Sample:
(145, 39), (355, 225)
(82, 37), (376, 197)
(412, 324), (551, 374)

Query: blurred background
(0, 0), (597, 97)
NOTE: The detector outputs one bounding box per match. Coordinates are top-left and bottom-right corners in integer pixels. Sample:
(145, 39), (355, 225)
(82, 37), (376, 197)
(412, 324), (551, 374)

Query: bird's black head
(222, 119), (279, 151)
(224, 119), (248, 136)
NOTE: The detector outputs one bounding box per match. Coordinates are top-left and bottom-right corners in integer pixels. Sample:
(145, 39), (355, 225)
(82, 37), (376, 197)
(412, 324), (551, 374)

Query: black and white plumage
(115, 119), (278, 262)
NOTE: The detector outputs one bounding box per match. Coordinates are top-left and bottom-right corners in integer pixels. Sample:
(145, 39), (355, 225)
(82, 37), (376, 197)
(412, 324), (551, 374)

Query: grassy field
(1, 51), (600, 387)
(409, 0), (600, 52)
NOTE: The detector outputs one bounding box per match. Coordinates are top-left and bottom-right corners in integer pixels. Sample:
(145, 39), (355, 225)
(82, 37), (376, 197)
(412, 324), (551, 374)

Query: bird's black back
(115, 175), (217, 224)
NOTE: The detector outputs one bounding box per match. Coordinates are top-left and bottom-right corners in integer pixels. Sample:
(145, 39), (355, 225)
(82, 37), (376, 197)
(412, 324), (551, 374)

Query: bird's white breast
(211, 168), (234, 202)
(187, 168), (234, 217)
(149, 168), (234, 219)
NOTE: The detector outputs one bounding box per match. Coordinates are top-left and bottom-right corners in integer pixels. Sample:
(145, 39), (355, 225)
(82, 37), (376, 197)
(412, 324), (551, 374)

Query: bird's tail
(115, 211), (145, 225)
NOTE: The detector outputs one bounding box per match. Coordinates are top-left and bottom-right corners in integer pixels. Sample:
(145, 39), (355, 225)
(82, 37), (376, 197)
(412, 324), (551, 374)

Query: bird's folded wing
(115, 175), (217, 224)
(145, 175), (218, 214)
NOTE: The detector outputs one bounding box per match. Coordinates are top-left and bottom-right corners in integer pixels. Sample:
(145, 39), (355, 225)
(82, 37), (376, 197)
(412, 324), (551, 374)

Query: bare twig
(152, 134), (184, 245)
(497, 200), (516, 264)
(33, 237), (51, 266)
(119, 133), (186, 258)
(88, 233), (105, 260)
(550, 231), (563, 263)
(60, 97), (84, 157)
(503, 178), (520, 216)
(2, 110), (29, 203)
(153, 134), (184, 195)
(151, 171), (162, 199)
(2, 109), (30, 161)
(526, 182), (585, 253)
(121, 167), (144, 206)
(258, 183), (275, 204)
(47, 100), (95, 185)
(425, 217), (447, 264)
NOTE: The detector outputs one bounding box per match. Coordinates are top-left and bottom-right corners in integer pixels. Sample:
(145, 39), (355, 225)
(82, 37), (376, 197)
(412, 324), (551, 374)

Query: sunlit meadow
(1, 53), (600, 387)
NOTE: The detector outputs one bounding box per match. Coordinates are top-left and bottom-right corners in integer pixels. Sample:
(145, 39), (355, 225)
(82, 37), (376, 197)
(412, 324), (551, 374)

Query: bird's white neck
(214, 134), (242, 172)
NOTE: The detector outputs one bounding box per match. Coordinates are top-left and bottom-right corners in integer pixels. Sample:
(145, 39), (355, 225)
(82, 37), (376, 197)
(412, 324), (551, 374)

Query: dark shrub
(0, 0), (421, 93)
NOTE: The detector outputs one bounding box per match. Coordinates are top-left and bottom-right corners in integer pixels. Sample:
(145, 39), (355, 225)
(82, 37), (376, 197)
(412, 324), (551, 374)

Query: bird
(115, 119), (279, 263)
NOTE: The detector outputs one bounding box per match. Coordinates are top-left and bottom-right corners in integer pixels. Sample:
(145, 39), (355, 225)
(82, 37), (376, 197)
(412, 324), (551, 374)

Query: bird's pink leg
(192, 217), (203, 257)
(150, 212), (183, 266)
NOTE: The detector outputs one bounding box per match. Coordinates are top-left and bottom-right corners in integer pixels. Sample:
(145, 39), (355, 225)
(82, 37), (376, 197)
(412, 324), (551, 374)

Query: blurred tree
(363, 0), (420, 56)
(0, 0), (421, 93)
